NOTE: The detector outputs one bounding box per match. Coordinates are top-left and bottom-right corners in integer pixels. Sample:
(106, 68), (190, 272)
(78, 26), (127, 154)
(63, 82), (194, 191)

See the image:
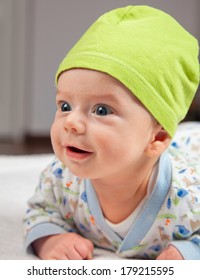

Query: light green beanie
(55, 5), (199, 137)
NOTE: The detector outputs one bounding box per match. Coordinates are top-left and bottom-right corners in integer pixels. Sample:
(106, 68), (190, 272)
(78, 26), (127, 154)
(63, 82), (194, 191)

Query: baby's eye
(60, 102), (72, 112)
(93, 105), (113, 116)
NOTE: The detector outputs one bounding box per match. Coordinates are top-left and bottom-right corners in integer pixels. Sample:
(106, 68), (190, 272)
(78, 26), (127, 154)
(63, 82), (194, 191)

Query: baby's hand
(156, 245), (184, 260)
(32, 233), (94, 260)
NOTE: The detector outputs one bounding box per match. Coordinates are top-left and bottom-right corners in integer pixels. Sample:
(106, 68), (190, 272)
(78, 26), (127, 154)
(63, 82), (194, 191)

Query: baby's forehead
(58, 72), (150, 107)
(56, 68), (131, 97)
(56, 70), (142, 107)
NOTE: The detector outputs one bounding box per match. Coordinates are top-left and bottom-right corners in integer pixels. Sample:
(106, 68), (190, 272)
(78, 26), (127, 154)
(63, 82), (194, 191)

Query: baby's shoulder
(166, 122), (200, 174)
(170, 122), (200, 160)
(166, 137), (200, 212)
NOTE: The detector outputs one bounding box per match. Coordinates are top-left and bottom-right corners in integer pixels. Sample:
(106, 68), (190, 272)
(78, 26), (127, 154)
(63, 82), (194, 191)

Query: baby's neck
(91, 164), (154, 224)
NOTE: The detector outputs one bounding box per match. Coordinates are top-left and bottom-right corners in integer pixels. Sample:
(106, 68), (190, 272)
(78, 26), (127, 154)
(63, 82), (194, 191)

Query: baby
(24, 5), (200, 260)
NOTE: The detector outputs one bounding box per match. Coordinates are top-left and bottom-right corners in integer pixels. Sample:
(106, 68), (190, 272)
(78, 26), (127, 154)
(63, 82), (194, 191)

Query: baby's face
(51, 69), (156, 179)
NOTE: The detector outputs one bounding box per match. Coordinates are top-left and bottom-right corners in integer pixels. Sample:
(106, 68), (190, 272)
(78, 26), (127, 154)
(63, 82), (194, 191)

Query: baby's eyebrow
(55, 90), (71, 99)
(56, 89), (120, 103)
(92, 88), (127, 102)
(55, 91), (69, 104)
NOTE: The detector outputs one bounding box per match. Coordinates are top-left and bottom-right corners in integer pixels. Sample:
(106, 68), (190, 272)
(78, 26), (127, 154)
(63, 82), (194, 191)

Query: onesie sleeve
(23, 158), (78, 249)
(170, 238), (200, 260)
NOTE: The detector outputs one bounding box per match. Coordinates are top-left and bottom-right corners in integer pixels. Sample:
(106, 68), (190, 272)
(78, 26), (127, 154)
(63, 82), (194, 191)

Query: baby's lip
(66, 145), (92, 154)
(66, 145), (93, 160)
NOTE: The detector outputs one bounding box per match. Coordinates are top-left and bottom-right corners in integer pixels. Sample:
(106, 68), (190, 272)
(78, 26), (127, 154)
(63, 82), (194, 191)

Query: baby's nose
(63, 111), (86, 134)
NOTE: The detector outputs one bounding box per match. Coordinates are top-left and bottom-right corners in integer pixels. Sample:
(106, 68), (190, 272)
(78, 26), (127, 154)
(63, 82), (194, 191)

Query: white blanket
(0, 154), (121, 260)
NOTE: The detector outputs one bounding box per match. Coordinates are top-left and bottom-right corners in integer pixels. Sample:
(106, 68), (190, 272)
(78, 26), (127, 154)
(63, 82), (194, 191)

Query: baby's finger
(84, 239), (94, 259)
(48, 255), (68, 260)
(74, 239), (94, 260)
(66, 248), (84, 260)
(85, 251), (93, 260)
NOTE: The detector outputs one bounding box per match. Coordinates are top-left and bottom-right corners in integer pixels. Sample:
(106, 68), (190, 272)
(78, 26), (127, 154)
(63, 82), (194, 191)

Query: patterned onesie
(24, 122), (200, 259)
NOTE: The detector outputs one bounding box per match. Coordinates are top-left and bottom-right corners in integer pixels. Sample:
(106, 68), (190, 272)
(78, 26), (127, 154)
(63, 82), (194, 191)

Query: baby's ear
(145, 127), (171, 158)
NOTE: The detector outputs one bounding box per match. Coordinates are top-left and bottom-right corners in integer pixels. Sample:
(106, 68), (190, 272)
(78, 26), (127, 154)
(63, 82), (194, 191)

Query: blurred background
(0, 0), (199, 154)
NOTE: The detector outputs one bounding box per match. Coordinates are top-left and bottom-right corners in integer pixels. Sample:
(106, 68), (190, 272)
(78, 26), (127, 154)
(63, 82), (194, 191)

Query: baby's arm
(24, 159), (94, 259)
(32, 233), (94, 260)
(156, 245), (183, 260)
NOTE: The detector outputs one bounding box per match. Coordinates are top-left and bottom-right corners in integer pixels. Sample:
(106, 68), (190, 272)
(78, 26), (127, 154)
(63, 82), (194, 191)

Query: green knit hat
(55, 5), (199, 137)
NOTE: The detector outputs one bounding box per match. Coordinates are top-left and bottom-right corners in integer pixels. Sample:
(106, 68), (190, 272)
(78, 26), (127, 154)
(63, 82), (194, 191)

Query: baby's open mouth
(67, 146), (91, 154)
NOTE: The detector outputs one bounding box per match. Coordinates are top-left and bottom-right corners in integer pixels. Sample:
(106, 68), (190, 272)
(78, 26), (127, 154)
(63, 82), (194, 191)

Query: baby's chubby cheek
(50, 122), (59, 153)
